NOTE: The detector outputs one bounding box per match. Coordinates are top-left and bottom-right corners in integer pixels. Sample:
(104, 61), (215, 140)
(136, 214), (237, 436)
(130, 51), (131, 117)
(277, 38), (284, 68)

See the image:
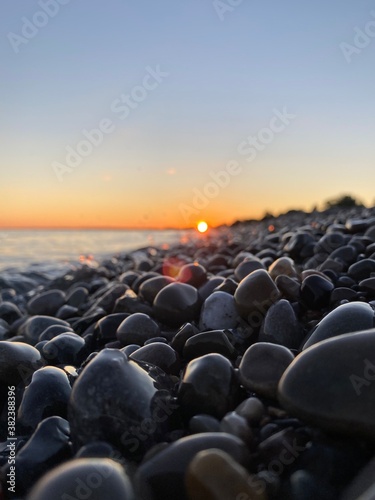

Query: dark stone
(153, 283), (200, 327)
(116, 313), (160, 346)
(38, 324), (74, 342)
(259, 299), (302, 349)
(18, 367), (72, 432)
(199, 291), (239, 330)
(178, 353), (240, 419)
(135, 432), (250, 500)
(56, 304), (79, 320)
(27, 290), (66, 316)
(65, 286), (89, 307)
(214, 277), (238, 296)
(138, 276), (175, 304)
(27, 458), (135, 500)
(183, 330), (237, 361)
(300, 275), (334, 310)
(129, 343), (180, 375)
(20, 316), (71, 345)
(42, 332), (87, 366)
(303, 301), (374, 349)
(0, 341), (42, 386)
(330, 287), (358, 303)
(239, 342), (294, 399)
(68, 349), (173, 459)
(279, 329), (375, 440)
(234, 259), (265, 281)
(170, 323), (199, 355)
(93, 312), (129, 346)
(348, 259), (375, 281)
(189, 414), (221, 434)
(0, 302), (23, 324)
(177, 263), (207, 288)
(198, 277), (225, 302)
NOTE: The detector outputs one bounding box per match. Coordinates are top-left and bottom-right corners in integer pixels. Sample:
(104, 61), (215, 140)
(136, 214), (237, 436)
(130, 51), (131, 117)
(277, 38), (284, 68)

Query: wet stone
(239, 342), (294, 400)
(186, 449), (266, 500)
(93, 312), (129, 346)
(189, 414), (221, 434)
(135, 432), (250, 500)
(170, 323), (199, 355)
(18, 366), (72, 432)
(27, 290), (66, 316)
(116, 312), (160, 346)
(68, 349), (172, 459)
(178, 353), (241, 419)
(234, 269), (281, 322)
(348, 259), (375, 281)
(153, 282), (200, 327)
(21, 316), (71, 346)
(183, 330), (237, 361)
(300, 274), (334, 310)
(27, 458), (135, 500)
(199, 291), (239, 331)
(279, 328), (375, 440)
(4, 416), (71, 494)
(41, 332), (87, 366)
(303, 301), (374, 349)
(129, 342), (180, 375)
(0, 341), (42, 386)
(38, 324), (74, 342)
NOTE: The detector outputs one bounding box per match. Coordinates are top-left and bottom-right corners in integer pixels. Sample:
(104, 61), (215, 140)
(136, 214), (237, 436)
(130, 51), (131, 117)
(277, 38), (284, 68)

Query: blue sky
(1, 0), (374, 228)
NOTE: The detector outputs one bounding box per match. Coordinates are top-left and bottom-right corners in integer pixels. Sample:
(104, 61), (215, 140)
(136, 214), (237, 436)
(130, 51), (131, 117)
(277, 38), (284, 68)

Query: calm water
(0, 229), (190, 276)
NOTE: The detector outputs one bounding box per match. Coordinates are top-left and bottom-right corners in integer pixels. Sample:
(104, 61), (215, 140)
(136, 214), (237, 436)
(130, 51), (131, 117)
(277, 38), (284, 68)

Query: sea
(0, 229), (191, 279)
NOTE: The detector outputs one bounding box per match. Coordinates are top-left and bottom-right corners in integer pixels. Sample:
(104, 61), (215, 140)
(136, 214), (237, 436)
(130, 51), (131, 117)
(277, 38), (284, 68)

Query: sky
(1, 0), (374, 229)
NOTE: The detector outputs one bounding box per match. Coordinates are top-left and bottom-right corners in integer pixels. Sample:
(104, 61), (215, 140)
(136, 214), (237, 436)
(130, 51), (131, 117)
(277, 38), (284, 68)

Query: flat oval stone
(18, 367), (72, 432)
(39, 324), (74, 342)
(153, 283), (200, 327)
(303, 302), (374, 349)
(42, 332), (87, 366)
(239, 342), (294, 399)
(235, 397), (265, 425)
(279, 329), (375, 440)
(348, 259), (375, 281)
(138, 276), (175, 304)
(93, 312), (129, 346)
(68, 349), (171, 458)
(300, 275), (334, 310)
(27, 458), (135, 500)
(183, 331), (236, 361)
(198, 277), (225, 302)
(0, 341), (42, 386)
(56, 304), (78, 320)
(66, 286), (89, 307)
(199, 291), (239, 331)
(135, 432), (250, 500)
(258, 299), (302, 349)
(0, 302), (23, 324)
(189, 414), (221, 434)
(27, 290), (66, 316)
(178, 353), (240, 419)
(186, 449), (266, 500)
(116, 312), (160, 346)
(21, 316), (71, 345)
(129, 342), (180, 375)
(234, 269), (281, 321)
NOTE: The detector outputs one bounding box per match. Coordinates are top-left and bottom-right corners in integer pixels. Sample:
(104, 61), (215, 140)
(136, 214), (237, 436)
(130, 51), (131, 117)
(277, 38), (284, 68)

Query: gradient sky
(1, 0), (374, 229)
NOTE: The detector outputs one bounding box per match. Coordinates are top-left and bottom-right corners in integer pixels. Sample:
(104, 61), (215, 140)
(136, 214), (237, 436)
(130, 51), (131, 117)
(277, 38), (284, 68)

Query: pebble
(269, 257), (299, 280)
(235, 259), (265, 281)
(189, 414), (221, 434)
(153, 282), (200, 327)
(68, 348), (172, 459)
(258, 299), (302, 349)
(0, 341), (42, 385)
(41, 332), (87, 366)
(235, 397), (265, 425)
(138, 276), (175, 303)
(239, 342), (294, 399)
(116, 312), (160, 346)
(183, 330), (237, 361)
(303, 301), (374, 349)
(178, 353), (240, 419)
(27, 290), (66, 316)
(234, 269), (281, 321)
(185, 449), (266, 500)
(135, 432), (250, 500)
(17, 366), (72, 432)
(199, 291), (239, 330)
(348, 258), (375, 281)
(279, 328), (375, 439)
(300, 274), (334, 310)
(129, 342), (180, 375)
(27, 458), (135, 500)
(20, 316), (71, 345)
(0, 301), (23, 324)
(177, 263), (207, 287)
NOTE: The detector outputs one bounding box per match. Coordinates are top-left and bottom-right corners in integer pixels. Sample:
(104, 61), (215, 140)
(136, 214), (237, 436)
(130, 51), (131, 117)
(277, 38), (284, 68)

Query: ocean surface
(0, 229), (191, 278)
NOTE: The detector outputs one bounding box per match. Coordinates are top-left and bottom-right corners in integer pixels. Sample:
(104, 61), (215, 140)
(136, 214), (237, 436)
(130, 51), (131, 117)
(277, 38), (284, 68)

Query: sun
(197, 221), (208, 233)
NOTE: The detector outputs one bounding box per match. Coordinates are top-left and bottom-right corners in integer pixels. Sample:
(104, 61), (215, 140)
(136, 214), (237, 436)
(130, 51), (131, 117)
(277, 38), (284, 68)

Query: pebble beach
(1, 206), (375, 500)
